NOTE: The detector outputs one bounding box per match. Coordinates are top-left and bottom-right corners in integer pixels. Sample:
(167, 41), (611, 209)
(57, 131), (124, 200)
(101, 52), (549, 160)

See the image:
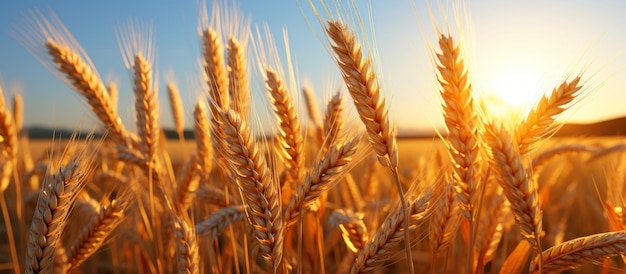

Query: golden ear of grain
(265, 68), (304, 185)
(174, 153), (200, 211)
(351, 192), (431, 273)
(12, 93), (23, 136)
(517, 77), (582, 155)
(67, 195), (130, 271)
(322, 91), (344, 149)
(26, 162), (89, 273)
(532, 231), (626, 273)
(325, 20), (397, 169)
(429, 177), (461, 255)
(193, 100), (213, 180)
(215, 107), (284, 270)
(302, 86), (323, 132)
(0, 86), (17, 192)
(196, 205), (246, 240)
(227, 37), (250, 120)
(435, 34), (481, 222)
(45, 42), (133, 147)
(285, 136), (361, 227)
(194, 185), (233, 207)
(202, 29), (230, 109)
(173, 216), (200, 274)
(166, 82), (185, 140)
(329, 209), (368, 253)
(485, 123), (542, 250)
(131, 53), (160, 164)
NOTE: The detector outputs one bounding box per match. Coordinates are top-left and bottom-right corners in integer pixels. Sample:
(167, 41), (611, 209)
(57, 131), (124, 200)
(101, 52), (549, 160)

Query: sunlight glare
(483, 66), (542, 122)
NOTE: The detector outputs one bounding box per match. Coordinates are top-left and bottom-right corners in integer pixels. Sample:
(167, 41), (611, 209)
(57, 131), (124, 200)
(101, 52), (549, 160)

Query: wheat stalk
(227, 37), (250, 121)
(194, 185), (233, 208)
(131, 53), (160, 164)
(302, 86), (323, 133)
(322, 91), (344, 150)
(196, 205), (246, 240)
(45, 41), (134, 147)
(435, 34), (481, 222)
(173, 216), (200, 274)
(329, 209), (368, 253)
(325, 21), (397, 168)
(166, 82), (185, 141)
(429, 177), (461, 254)
(201, 28), (229, 109)
(67, 195), (130, 271)
(265, 68), (304, 185)
(26, 162), (88, 274)
(352, 192), (431, 273)
(517, 77), (582, 155)
(531, 231), (626, 273)
(485, 123), (542, 251)
(285, 136), (361, 227)
(325, 20), (412, 270)
(193, 100), (213, 181)
(175, 153), (200, 211)
(12, 93), (23, 136)
(214, 107), (284, 270)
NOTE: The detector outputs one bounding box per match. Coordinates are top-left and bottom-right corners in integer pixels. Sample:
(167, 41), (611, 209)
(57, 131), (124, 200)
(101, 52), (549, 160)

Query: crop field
(1, 1), (626, 274)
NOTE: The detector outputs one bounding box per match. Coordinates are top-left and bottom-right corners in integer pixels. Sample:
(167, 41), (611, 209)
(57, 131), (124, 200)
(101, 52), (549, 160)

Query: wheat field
(1, 1), (626, 273)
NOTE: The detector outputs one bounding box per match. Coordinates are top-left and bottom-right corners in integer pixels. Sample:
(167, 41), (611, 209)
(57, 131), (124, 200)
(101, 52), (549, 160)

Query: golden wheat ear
(166, 81), (185, 141)
(16, 11), (135, 148)
(66, 191), (132, 271)
(517, 76), (583, 156)
(264, 67), (304, 186)
(484, 123), (542, 253)
(25, 134), (98, 274)
(532, 231), (626, 273)
(213, 106), (284, 270)
(116, 19), (160, 165)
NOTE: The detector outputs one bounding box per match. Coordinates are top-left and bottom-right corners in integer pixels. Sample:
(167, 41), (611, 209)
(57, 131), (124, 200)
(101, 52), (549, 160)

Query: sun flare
(482, 66), (542, 121)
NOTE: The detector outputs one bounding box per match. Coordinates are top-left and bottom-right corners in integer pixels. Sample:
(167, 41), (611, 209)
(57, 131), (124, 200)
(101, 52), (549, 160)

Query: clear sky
(0, 0), (625, 135)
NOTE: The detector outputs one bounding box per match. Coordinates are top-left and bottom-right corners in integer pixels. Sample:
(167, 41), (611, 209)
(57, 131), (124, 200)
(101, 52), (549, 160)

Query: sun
(482, 66), (542, 121)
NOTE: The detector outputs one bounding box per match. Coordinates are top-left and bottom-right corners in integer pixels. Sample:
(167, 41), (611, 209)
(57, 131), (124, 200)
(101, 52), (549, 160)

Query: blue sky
(0, 0), (625, 134)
